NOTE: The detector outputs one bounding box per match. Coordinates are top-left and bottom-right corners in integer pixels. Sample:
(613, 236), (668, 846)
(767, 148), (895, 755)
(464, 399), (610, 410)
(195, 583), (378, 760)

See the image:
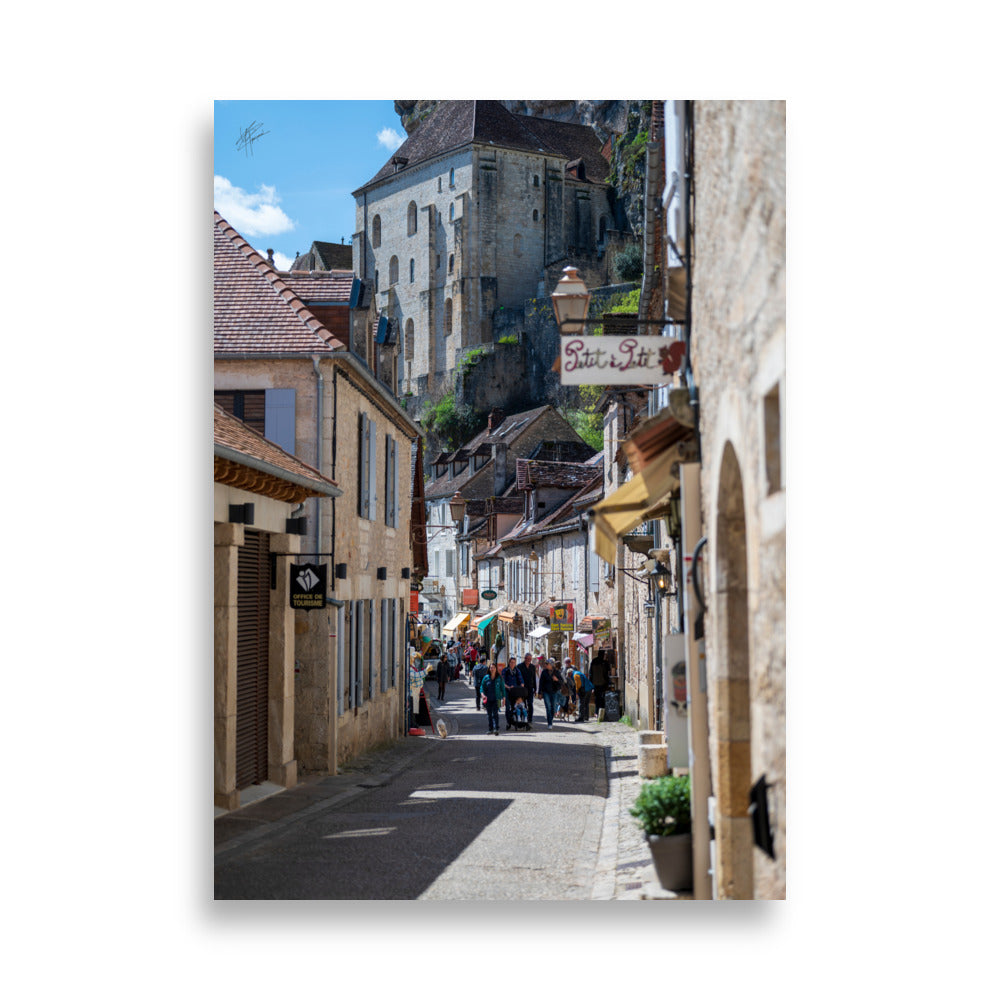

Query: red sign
(462, 589), (479, 607)
(409, 591), (419, 615)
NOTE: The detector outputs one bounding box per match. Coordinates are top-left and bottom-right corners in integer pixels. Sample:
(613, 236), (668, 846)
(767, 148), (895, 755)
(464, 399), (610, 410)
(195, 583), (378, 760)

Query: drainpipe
(311, 357), (324, 559)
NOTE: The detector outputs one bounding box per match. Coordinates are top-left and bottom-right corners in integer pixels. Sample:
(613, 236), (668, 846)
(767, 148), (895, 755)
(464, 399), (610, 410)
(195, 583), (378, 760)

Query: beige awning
(590, 446), (681, 565)
(442, 612), (471, 635)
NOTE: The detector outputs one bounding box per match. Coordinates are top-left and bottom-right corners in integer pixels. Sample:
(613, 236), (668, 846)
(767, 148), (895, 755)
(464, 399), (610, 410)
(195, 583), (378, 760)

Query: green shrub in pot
(629, 774), (691, 837)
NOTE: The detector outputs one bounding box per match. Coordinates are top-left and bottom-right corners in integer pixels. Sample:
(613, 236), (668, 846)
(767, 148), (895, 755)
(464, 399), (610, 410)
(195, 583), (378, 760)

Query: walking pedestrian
(436, 646), (449, 701)
(501, 656), (524, 731)
(538, 657), (562, 728)
(516, 651), (537, 724)
(480, 661), (505, 735)
(590, 648), (609, 714)
(473, 654), (490, 710)
(569, 660), (595, 721)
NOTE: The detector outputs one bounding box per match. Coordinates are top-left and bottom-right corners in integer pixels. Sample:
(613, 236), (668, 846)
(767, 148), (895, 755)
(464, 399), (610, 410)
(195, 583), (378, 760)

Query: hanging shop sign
(481, 589), (498, 601)
(290, 562), (327, 611)
(559, 336), (686, 386)
(550, 603), (574, 632)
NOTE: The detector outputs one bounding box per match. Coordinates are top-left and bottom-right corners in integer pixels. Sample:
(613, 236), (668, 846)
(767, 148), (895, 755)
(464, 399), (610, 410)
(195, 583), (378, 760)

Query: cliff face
(394, 100), (652, 233)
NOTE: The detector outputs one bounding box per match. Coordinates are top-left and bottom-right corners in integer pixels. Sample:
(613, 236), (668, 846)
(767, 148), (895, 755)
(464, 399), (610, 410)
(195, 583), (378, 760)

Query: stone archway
(713, 442), (754, 898)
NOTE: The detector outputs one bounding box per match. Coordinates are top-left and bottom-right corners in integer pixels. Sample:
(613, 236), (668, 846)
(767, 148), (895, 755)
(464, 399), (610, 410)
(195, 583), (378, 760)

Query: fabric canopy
(589, 445), (682, 565)
(571, 632), (595, 647)
(441, 612), (471, 635)
(473, 608), (502, 632)
(528, 625), (551, 639)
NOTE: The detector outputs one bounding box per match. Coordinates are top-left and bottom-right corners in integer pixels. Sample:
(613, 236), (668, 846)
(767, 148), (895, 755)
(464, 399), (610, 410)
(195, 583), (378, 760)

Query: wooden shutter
(236, 529), (269, 789)
(353, 600), (364, 706)
(358, 414), (369, 519)
(368, 418), (377, 521)
(380, 598), (389, 692)
(368, 599), (376, 700)
(336, 604), (345, 715)
(264, 388), (296, 454)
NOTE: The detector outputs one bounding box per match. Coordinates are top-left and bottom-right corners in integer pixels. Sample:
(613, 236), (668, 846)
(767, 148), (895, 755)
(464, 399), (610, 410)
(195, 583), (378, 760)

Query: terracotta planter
(647, 832), (693, 891)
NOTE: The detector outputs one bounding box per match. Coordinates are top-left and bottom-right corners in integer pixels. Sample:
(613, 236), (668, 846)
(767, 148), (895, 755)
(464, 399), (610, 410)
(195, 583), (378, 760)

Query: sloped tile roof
(516, 458), (602, 491)
(279, 269), (354, 303)
(214, 212), (348, 355)
(424, 404), (553, 500)
(214, 404), (339, 497)
(355, 101), (610, 194)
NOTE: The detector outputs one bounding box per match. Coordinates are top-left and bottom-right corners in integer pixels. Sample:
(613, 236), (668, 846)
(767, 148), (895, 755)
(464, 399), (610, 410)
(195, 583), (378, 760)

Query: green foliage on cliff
(422, 393), (485, 452)
(613, 243), (644, 282)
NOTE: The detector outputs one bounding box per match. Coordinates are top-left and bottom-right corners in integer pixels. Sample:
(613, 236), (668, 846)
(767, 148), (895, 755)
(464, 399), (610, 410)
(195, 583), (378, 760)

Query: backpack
(575, 670), (594, 693)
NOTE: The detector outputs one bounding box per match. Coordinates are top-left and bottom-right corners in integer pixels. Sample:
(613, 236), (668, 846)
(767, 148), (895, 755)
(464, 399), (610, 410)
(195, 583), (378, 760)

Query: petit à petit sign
(559, 335), (685, 386)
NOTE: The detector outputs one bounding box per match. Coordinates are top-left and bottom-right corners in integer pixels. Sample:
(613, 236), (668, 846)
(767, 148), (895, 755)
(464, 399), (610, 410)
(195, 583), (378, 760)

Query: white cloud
(377, 127), (405, 152)
(214, 176), (295, 237)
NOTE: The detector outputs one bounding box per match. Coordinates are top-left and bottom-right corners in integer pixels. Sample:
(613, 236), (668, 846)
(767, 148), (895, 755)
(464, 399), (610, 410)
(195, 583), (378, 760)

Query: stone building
(214, 404), (342, 811)
(688, 101), (785, 900)
(214, 211), (421, 782)
(580, 101), (785, 898)
(424, 404), (593, 640)
(351, 101), (625, 411)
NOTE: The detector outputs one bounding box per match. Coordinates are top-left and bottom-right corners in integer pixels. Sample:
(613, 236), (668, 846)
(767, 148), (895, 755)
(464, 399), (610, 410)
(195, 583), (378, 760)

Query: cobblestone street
(215, 676), (689, 900)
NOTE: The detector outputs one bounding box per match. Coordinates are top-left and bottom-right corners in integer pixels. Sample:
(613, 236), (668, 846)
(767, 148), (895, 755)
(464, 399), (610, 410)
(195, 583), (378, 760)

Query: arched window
(449, 203), (455, 221)
(409, 258), (415, 283)
(449, 167), (455, 187)
(405, 318), (414, 360)
(533, 174), (540, 187)
(532, 209), (539, 222)
(407, 201), (417, 236)
(372, 214), (381, 248)
(389, 256), (399, 284)
(514, 233), (522, 257)
(445, 298), (453, 336)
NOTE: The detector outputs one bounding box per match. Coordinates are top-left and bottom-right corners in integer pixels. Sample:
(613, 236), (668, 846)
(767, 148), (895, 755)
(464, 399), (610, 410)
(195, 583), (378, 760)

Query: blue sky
(213, 100), (406, 270)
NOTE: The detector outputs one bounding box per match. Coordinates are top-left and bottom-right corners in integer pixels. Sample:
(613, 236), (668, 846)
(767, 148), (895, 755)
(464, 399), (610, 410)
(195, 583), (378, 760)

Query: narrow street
(215, 674), (665, 900)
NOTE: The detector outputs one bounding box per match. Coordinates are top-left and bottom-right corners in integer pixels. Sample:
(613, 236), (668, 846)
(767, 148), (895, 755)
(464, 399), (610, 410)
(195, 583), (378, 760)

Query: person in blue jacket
(480, 661), (506, 735)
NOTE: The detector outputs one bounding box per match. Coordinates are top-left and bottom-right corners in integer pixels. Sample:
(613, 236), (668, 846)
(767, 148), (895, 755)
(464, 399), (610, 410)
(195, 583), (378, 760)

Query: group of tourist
(474, 649), (611, 735)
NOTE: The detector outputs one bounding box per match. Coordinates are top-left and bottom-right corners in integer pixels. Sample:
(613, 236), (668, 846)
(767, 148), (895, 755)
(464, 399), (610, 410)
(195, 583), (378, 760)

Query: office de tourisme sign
(559, 335), (685, 386)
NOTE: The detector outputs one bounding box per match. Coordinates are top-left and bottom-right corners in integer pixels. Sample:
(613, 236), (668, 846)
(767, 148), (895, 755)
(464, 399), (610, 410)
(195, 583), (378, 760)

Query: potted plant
(629, 773), (693, 891)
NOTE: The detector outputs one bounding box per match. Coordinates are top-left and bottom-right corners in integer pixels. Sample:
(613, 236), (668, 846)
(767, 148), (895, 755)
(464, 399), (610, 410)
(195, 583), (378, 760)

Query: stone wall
(692, 100), (785, 899)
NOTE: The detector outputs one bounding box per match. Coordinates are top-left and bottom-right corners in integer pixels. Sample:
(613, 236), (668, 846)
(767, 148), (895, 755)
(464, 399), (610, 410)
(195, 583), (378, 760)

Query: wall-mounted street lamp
(448, 491), (467, 524)
(550, 265), (685, 335)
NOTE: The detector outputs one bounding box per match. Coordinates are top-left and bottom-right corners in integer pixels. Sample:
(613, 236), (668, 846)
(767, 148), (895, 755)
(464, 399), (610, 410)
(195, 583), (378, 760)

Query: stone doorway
(713, 442), (754, 898)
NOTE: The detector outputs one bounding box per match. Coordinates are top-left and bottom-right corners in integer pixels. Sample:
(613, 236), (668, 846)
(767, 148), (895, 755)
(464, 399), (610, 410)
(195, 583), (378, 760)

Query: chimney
(266, 249), (274, 266)
(493, 440), (508, 496)
(487, 408), (505, 432)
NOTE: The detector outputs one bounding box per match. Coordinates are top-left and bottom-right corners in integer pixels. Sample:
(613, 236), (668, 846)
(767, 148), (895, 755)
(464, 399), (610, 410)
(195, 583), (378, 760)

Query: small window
(449, 167), (455, 187)
(407, 201), (417, 236)
(764, 382), (783, 494)
(374, 270), (379, 293)
(445, 298), (453, 336)
(448, 253), (454, 274)
(436, 254), (441, 270)
(532, 209), (539, 222)
(372, 214), (381, 248)
(438, 177), (442, 192)
(449, 203), (455, 221)
(405, 318), (414, 360)
(389, 256), (399, 284)
(533, 174), (540, 187)
(514, 233), (522, 257)
(409, 258), (415, 282)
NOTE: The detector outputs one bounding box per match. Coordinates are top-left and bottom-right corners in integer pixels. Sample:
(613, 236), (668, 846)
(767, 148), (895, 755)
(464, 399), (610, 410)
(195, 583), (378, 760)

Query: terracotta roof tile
(214, 404), (338, 494)
(214, 212), (348, 355)
(280, 270), (355, 303)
